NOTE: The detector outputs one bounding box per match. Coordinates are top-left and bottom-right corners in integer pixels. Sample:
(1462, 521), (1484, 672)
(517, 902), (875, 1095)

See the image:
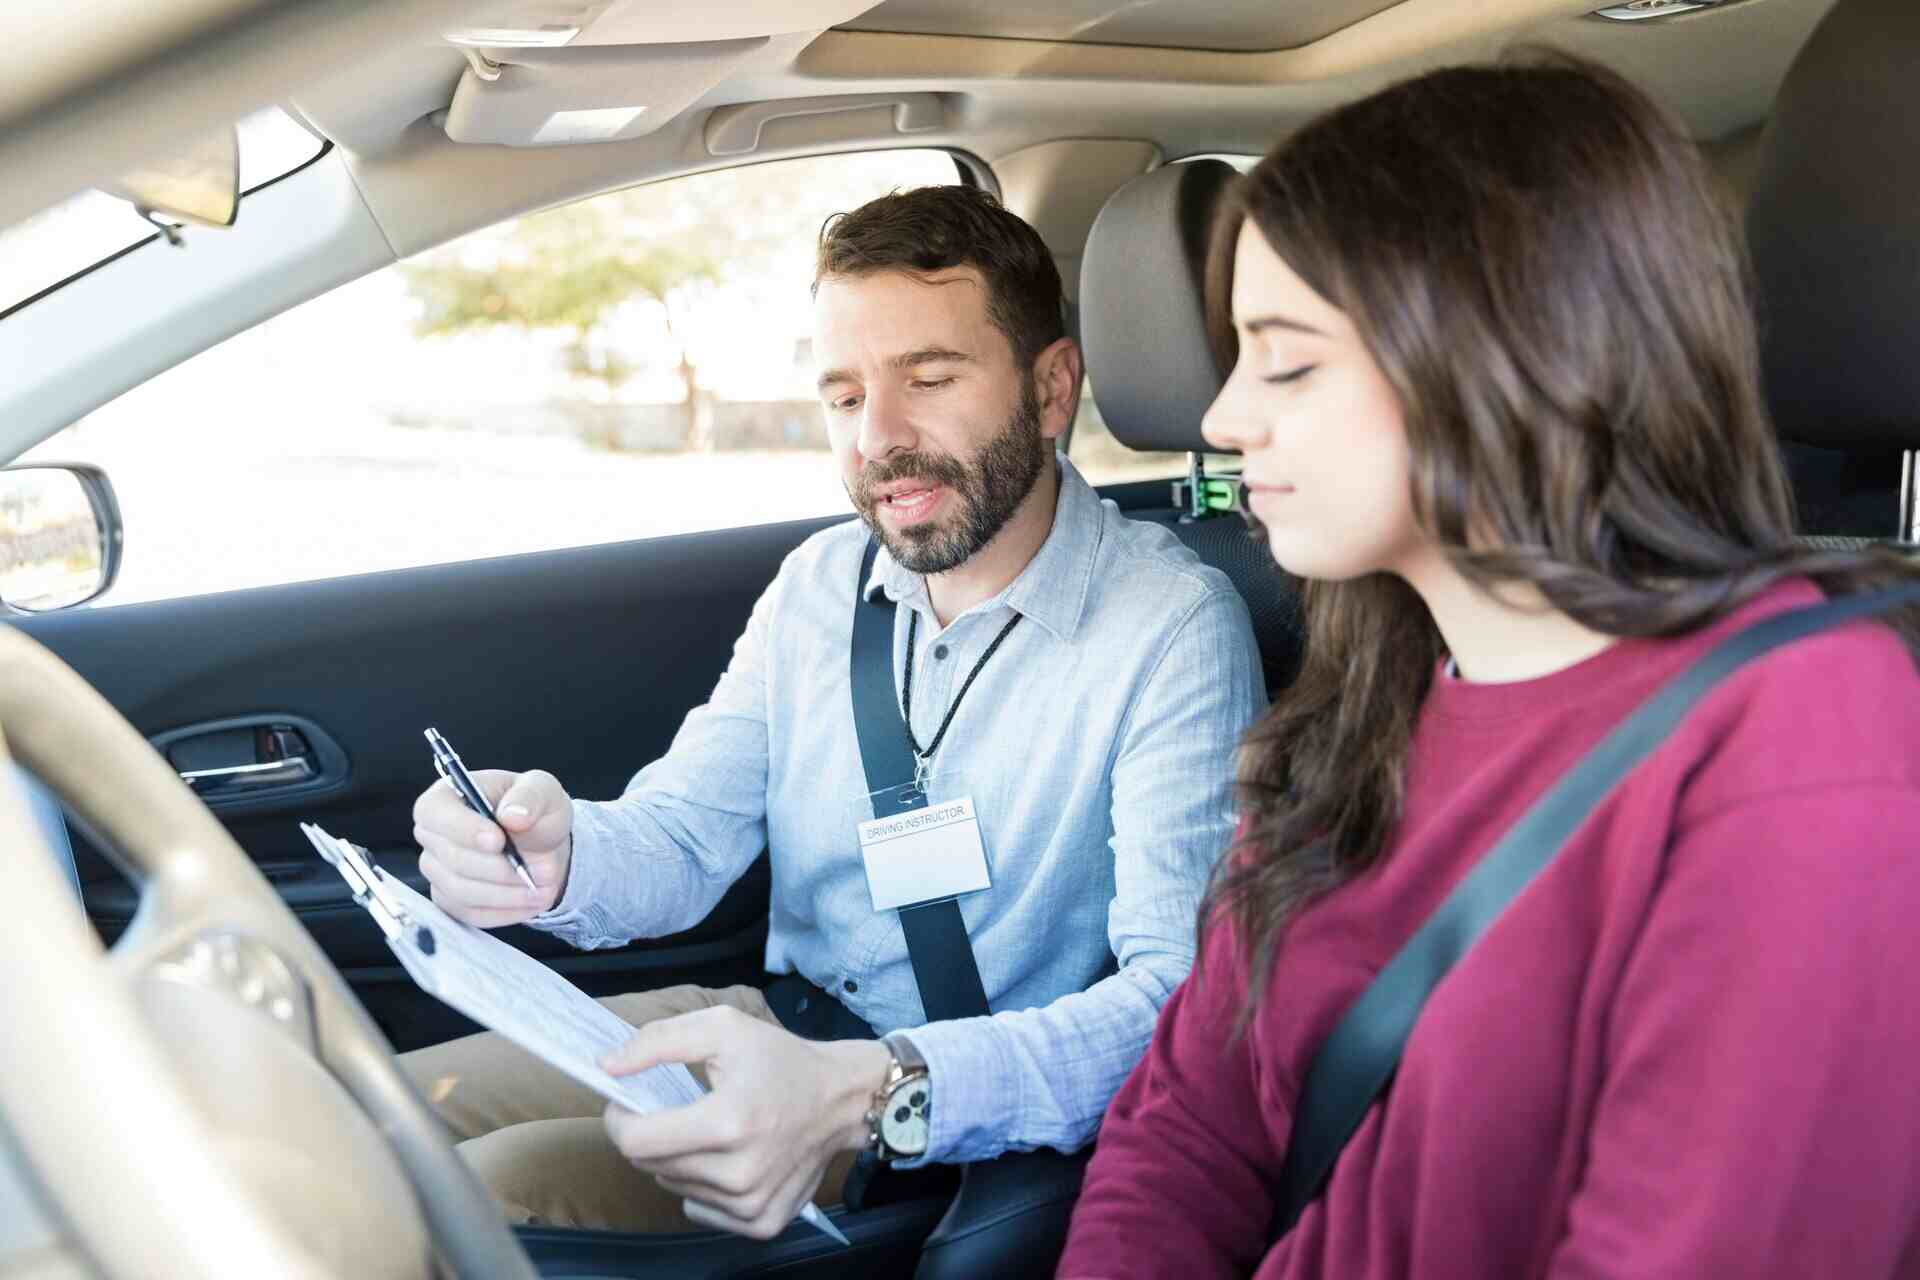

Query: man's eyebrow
(817, 347), (977, 393)
(889, 346), (976, 370)
(1241, 314), (1327, 338)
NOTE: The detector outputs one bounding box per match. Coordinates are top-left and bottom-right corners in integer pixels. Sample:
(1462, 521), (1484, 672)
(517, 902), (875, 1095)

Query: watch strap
(883, 1031), (928, 1075)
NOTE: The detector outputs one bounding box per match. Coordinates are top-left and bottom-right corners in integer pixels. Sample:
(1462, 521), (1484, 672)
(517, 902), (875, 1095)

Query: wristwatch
(865, 1033), (932, 1162)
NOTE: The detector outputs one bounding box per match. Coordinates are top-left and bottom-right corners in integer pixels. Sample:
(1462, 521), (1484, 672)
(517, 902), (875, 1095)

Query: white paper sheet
(377, 872), (704, 1113)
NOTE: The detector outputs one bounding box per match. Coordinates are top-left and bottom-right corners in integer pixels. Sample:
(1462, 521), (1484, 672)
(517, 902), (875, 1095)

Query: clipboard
(298, 823), (849, 1246)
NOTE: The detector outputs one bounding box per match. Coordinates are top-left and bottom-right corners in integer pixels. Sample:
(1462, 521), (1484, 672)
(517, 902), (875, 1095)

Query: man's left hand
(599, 1006), (891, 1239)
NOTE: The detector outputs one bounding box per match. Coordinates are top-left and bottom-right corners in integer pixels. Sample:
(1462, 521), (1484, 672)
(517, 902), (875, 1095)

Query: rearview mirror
(0, 464), (124, 613)
(100, 127), (240, 232)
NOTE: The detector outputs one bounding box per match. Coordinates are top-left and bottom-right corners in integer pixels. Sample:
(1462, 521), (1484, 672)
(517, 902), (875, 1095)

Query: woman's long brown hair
(1201, 53), (1920, 1020)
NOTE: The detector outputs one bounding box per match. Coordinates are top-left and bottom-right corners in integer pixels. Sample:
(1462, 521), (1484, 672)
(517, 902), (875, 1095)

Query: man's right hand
(413, 768), (574, 927)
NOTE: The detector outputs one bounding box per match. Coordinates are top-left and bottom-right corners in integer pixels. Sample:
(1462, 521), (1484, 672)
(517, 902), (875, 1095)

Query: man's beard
(849, 383), (1048, 576)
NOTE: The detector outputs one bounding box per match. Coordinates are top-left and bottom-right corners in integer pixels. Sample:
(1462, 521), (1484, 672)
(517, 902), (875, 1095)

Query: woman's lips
(1243, 481), (1295, 506)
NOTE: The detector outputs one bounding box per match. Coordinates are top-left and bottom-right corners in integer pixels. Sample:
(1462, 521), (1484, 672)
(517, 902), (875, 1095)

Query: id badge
(857, 776), (992, 912)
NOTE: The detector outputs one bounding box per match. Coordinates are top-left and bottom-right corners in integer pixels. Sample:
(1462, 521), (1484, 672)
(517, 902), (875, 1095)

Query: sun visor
(442, 39), (768, 147)
(445, 0), (882, 48)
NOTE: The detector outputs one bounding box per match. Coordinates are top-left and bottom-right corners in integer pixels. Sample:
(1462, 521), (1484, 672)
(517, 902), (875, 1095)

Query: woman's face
(1202, 221), (1426, 582)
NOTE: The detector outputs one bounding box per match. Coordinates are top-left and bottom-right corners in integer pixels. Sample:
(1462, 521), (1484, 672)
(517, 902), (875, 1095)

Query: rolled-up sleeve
(531, 579), (779, 951)
(898, 586), (1263, 1164)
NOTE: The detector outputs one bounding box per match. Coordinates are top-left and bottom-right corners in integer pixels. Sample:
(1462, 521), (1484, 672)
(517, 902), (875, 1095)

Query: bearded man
(401, 184), (1262, 1239)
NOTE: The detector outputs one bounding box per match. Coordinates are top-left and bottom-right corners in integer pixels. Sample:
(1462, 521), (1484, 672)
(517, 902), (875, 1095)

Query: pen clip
(426, 727), (488, 812)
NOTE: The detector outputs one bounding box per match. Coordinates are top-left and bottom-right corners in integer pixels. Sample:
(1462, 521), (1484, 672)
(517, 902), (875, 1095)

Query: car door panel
(15, 513), (841, 1050)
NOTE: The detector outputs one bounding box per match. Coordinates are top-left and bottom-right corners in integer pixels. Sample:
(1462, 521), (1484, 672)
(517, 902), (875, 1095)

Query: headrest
(1080, 159), (1240, 454)
(1746, 0), (1920, 453)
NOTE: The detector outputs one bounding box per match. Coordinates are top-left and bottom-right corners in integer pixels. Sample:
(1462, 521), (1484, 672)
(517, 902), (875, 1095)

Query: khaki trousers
(399, 983), (857, 1231)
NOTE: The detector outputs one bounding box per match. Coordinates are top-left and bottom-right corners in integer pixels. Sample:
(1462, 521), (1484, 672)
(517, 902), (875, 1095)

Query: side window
(22, 149), (964, 607)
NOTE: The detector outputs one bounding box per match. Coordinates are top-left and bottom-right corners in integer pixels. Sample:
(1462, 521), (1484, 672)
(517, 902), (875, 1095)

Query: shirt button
(932, 645), (950, 660)
(844, 979), (859, 994)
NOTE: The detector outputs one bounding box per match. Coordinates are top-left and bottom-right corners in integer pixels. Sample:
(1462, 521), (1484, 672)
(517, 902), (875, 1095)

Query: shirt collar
(861, 456), (1104, 643)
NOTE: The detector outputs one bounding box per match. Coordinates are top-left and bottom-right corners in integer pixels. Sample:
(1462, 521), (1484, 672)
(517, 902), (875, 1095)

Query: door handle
(179, 755), (316, 796)
(153, 715), (342, 809)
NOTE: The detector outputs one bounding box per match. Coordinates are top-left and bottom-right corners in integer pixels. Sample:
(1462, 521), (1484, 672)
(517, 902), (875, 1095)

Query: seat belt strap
(851, 538), (993, 1024)
(1273, 581), (1920, 1236)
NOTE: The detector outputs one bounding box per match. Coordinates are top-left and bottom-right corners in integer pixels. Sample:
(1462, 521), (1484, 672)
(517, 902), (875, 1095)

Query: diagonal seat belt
(1272, 581), (1920, 1238)
(851, 538), (993, 1024)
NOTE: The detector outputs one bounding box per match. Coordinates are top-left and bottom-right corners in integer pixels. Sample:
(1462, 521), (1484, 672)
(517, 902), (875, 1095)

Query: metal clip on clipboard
(301, 822), (432, 952)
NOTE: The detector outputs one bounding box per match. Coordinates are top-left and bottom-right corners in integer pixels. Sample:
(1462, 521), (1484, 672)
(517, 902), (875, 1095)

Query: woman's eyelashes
(1262, 364), (1318, 387)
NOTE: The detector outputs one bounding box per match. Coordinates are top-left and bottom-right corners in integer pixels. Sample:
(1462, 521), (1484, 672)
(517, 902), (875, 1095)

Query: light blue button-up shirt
(535, 458), (1262, 1164)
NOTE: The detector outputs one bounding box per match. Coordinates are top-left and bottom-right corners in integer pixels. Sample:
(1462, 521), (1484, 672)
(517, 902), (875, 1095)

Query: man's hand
(600, 1008), (891, 1239)
(413, 768), (573, 927)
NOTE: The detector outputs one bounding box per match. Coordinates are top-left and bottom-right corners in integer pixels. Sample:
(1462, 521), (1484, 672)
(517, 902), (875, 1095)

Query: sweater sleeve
(1547, 784), (1920, 1279)
(1058, 916), (1283, 1280)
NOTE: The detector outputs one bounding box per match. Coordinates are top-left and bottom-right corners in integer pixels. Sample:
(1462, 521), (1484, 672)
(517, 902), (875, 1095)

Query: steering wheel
(0, 625), (540, 1280)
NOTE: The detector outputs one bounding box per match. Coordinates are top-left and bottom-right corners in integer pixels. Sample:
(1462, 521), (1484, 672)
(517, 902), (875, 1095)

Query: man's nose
(857, 387), (917, 462)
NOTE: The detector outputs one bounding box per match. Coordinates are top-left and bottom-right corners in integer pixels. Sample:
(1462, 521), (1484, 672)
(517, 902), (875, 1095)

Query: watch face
(879, 1077), (931, 1157)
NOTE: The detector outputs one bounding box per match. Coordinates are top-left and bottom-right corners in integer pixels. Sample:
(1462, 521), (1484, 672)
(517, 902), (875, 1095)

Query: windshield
(0, 107), (327, 319)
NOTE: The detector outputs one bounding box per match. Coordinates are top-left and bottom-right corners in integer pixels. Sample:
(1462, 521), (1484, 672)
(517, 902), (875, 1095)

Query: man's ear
(1031, 337), (1083, 443)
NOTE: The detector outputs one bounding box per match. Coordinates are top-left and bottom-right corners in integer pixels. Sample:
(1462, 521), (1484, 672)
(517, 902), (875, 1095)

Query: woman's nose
(1201, 376), (1267, 454)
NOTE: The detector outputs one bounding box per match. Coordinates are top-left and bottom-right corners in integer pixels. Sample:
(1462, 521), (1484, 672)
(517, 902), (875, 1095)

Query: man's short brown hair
(815, 184), (1066, 372)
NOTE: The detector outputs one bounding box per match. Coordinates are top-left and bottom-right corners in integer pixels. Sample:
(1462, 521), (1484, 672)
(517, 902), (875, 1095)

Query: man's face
(813, 267), (1049, 575)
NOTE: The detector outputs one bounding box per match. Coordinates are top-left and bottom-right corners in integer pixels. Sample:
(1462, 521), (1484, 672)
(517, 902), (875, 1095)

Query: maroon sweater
(1061, 581), (1920, 1279)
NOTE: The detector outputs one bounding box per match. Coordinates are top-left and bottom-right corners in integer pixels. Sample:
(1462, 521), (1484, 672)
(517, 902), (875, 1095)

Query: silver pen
(797, 1202), (849, 1246)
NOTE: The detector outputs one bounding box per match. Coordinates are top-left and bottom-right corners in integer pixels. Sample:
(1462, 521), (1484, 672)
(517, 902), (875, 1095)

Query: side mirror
(0, 464), (124, 613)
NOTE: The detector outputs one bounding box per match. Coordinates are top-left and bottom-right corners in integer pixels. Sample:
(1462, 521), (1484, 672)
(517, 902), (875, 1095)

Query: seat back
(1135, 510), (1303, 695)
(1080, 158), (1305, 697)
(1746, 0), (1920, 539)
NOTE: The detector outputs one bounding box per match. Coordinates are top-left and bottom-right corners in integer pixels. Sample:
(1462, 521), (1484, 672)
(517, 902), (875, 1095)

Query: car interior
(1, 0), (1915, 1276)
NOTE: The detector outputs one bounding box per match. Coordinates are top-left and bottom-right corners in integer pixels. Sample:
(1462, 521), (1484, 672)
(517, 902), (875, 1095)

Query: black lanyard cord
(900, 607), (1023, 765)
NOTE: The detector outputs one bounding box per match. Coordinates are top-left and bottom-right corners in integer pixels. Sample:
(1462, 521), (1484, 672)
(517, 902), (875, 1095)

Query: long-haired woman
(1059, 55), (1920, 1280)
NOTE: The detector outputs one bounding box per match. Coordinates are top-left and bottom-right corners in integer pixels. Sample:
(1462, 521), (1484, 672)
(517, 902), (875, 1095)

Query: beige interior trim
(995, 138), (1162, 303)
(704, 91), (949, 155)
(0, 0), (492, 230)
(2, 1245), (93, 1280)
(791, 0), (1834, 141)
(802, 0), (1608, 85)
(301, 0), (1832, 268)
(0, 734), (333, 1280)
(577, 0), (877, 44)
